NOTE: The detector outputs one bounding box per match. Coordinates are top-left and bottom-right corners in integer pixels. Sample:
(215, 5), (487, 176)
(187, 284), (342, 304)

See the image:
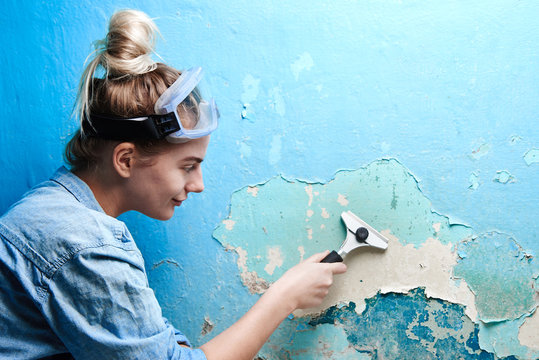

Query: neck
(75, 167), (127, 218)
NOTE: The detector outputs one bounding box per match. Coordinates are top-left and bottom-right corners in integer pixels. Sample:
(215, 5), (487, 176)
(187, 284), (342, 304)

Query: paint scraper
(321, 210), (389, 263)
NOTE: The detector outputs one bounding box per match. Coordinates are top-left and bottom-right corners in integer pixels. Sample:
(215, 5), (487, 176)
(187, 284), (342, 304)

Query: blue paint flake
(288, 288), (512, 360)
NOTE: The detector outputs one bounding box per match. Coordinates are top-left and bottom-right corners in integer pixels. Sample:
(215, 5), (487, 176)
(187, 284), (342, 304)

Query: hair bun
(100, 9), (159, 77)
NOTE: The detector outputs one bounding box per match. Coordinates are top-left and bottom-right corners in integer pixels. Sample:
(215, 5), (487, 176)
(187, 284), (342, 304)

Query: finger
(304, 250), (331, 263)
(329, 262), (347, 275)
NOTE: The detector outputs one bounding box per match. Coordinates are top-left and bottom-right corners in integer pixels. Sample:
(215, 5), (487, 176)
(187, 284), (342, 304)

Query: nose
(186, 166), (204, 193)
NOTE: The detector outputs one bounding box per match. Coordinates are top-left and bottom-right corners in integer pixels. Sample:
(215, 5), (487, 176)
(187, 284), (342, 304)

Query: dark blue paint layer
(303, 288), (516, 359)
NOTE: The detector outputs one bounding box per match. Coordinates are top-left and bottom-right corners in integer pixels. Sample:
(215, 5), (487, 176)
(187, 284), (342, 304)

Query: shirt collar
(50, 166), (105, 213)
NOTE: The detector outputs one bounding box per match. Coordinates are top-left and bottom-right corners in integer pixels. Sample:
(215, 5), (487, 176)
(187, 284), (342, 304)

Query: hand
(268, 251), (347, 311)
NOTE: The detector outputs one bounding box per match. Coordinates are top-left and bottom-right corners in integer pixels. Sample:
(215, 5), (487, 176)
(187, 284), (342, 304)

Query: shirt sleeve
(41, 244), (207, 360)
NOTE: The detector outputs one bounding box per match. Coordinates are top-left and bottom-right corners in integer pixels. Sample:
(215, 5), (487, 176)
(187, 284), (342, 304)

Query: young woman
(0, 9), (346, 359)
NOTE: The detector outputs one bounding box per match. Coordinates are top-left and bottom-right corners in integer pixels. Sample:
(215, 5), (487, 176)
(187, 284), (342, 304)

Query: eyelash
(183, 165), (197, 173)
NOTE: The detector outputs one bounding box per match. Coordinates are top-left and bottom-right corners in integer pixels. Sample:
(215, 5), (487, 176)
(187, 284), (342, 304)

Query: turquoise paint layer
(454, 233), (536, 322)
(214, 159), (472, 283)
(478, 317), (539, 360)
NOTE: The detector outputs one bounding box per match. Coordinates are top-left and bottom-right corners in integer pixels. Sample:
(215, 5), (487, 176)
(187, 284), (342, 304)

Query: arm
(199, 251), (347, 360)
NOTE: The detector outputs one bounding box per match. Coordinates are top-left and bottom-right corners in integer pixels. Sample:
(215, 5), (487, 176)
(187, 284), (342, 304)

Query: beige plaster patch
(295, 233), (478, 322)
(519, 308), (539, 349)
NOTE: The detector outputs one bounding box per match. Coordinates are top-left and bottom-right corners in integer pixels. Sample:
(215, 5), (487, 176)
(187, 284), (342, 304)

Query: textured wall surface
(1, 1), (538, 359)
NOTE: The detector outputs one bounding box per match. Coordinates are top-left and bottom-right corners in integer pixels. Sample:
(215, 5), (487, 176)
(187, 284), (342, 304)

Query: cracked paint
(214, 159), (537, 358)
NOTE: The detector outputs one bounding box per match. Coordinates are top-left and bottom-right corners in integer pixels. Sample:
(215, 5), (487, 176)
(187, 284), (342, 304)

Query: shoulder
(0, 170), (140, 278)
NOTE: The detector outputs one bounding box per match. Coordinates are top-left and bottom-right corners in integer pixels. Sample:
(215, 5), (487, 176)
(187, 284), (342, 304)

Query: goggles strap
(82, 113), (180, 140)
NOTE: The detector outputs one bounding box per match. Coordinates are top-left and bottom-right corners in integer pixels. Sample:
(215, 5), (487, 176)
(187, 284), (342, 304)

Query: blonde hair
(65, 9), (181, 172)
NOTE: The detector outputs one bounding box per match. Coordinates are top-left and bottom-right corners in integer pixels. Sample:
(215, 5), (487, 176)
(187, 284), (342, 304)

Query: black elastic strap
(82, 112), (181, 140)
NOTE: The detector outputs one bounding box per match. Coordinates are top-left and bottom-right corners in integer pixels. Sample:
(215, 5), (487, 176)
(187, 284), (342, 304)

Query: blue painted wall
(1, 1), (538, 358)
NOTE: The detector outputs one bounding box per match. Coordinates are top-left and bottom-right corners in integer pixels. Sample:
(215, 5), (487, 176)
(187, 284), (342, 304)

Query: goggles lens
(155, 67), (219, 143)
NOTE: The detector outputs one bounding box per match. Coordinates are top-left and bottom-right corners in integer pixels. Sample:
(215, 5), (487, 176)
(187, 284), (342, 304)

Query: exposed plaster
(519, 308), (539, 350)
(201, 316), (215, 336)
(294, 234), (478, 322)
(213, 159), (537, 357)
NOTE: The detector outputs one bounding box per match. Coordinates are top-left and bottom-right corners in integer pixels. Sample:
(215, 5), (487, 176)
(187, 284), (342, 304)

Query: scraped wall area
(1, 1), (537, 359)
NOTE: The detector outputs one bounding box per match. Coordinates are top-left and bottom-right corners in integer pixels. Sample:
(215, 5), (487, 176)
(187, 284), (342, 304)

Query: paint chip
(264, 247), (284, 275)
(523, 148), (539, 166)
(509, 135), (522, 145)
(201, 316), (214, 336)
(468, 172), (480, 190)
(222, 219), (236, 230)
(337, 194), (349, 206)
(470, 142), (491, 160)
(247, 186), (259, 197)
(305, 185), (314, 206)
(518, 310), (539, 350)
(321, 208), (330, 219)
(493, 170), (516, 184)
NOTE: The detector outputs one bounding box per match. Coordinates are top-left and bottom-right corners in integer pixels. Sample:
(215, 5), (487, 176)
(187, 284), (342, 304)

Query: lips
(172, 198), (183, 206)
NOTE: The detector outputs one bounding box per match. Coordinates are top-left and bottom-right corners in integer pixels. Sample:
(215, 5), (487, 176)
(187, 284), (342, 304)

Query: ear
(112, 142), (137, 178)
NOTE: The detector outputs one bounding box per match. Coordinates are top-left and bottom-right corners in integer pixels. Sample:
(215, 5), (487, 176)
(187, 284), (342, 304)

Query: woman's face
(126, 136), (210, 220)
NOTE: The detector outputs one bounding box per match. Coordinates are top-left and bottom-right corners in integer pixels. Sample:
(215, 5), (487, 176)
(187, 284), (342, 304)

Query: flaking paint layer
(213, 159), (538, 358)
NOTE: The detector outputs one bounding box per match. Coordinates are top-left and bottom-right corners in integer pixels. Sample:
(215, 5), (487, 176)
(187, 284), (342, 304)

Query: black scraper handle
(321, 250), (343, 263)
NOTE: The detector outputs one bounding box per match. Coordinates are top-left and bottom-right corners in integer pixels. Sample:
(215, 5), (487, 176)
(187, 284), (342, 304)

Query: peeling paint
(222, 219), (236, 231)
(468, 172), (480, 190)
(214, 159), (537, 358)
(264, 247), (283, 275)
(493, 170), (516, 184)
(295, 235), (478, 322)
(297, 289), (501, 360)
(201, 316), (214, 336)
(454, 233), (536, 322)
(523, 148), (539, 166)
(518, 309), (539, 350)
(478, 315), (539, 359)
(470, 142), (491, 160)
(509, 135), (522, 145)
(337, 194), (349, 206)
(247, 186), (259, 197)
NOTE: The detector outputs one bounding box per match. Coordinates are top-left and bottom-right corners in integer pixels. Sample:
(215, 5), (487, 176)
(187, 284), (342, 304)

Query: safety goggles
(83, 67), (219, 143)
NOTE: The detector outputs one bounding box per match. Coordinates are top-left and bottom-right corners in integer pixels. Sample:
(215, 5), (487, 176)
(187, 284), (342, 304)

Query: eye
(182, 164), (197, 173)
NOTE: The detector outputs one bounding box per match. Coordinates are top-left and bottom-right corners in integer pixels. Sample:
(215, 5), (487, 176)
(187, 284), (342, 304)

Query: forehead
(162, 135), (210, 161)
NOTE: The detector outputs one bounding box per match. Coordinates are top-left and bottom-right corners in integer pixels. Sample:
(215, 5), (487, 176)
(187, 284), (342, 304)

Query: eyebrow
(182, 156), (204, 163)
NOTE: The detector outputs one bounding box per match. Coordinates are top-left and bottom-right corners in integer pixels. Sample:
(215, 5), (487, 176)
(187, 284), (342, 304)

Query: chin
(142, 209), (175, 221)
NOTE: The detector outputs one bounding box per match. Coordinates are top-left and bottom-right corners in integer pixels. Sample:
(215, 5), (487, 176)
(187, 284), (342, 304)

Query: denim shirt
(0, 167), (206, 360)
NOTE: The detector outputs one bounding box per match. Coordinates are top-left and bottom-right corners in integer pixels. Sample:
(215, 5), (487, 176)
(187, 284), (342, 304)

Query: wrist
(261, 280), (298, 316)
